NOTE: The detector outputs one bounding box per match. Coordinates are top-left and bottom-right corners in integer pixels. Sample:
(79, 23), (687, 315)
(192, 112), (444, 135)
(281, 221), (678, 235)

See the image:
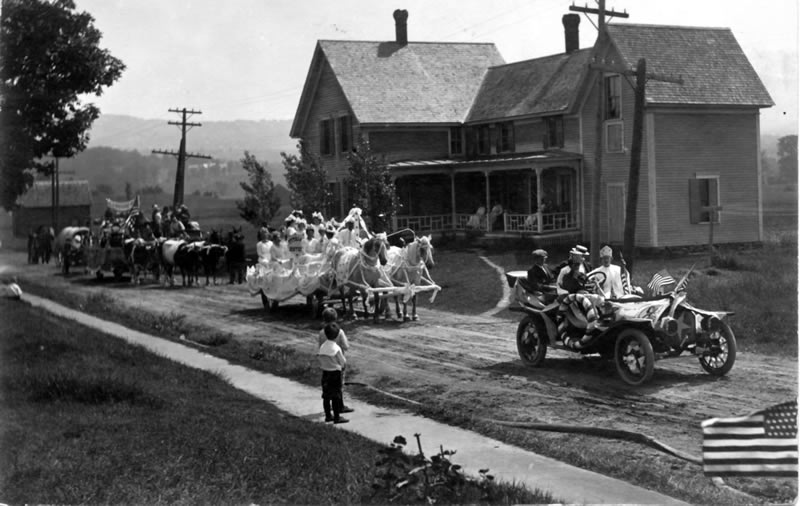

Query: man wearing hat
(526, 249), (556, 292)
(588, 245), (627, 299)
(557, 245), (590, 295)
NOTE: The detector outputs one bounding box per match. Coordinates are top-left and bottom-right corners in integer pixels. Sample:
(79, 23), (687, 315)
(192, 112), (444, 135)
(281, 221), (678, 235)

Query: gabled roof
(16, 180), (91, 208)
(606, 24), (773, 107)
(467, 49), (593, 122)
(291, 40), (504, 136)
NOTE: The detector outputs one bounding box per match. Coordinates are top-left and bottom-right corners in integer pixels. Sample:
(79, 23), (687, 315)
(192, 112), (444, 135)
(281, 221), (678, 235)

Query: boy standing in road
(318, 308), (355, 414)
(318, 321), (349, 424)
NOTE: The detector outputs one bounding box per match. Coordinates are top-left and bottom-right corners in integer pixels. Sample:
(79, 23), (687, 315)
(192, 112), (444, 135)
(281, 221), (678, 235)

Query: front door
(607, 183), (625, 244)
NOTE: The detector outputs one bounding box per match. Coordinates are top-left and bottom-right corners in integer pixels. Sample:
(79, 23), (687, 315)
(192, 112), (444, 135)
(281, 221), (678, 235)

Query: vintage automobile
(506, 268), (737, 386)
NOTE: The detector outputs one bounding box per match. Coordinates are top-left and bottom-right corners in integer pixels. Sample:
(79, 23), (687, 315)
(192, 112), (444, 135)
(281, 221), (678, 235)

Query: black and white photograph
(0, 0), (797, 503)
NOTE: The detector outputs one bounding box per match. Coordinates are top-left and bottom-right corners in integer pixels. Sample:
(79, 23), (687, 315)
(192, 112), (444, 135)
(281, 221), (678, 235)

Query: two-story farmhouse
(290, 10), (773, 247)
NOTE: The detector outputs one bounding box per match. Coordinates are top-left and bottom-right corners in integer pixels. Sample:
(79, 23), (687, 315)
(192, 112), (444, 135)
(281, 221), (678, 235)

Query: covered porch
(391, 152), (583, 237)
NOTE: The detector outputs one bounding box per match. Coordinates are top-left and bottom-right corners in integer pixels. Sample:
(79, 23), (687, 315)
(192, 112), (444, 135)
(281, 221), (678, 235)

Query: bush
(711, 252), (751, 271)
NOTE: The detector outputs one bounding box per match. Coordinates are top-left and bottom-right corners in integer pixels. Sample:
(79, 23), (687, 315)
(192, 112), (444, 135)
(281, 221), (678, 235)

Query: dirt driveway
(5, 251), (797, 498)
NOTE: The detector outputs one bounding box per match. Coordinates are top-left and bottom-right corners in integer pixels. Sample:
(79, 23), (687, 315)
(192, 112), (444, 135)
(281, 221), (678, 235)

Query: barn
(13, 180), (92, 237)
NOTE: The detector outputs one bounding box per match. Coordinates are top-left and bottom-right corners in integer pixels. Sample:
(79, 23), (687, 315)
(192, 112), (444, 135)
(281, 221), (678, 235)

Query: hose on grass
(347, 381), (756, 498)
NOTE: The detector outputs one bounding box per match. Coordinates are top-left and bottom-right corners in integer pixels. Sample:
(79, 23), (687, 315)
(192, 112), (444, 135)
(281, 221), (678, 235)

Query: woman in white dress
(256, 227), (273, 271)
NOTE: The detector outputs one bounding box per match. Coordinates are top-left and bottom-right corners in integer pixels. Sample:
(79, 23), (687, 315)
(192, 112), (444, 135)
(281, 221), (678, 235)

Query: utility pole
(152, 108), (211, 208)
(570, 0), (628, 268)
(589, 59), (683, 273)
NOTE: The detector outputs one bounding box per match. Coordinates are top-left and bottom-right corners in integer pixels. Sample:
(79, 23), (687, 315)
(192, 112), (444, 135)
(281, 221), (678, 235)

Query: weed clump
(369, 433), (555, 504)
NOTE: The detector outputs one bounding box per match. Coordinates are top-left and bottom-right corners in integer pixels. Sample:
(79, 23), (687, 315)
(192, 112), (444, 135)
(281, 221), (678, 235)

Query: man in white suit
(588, 245), (627, 299)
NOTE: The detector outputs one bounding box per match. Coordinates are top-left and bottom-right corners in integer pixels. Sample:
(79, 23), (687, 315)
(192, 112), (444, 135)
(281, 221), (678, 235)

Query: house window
(544, 116), (564, 148)
(477, 125), (491, 155)
(689, 176), (720, 224)
(498, 122), (514, 152)
(605, 75), (621, 120)
(450, 126), (463, 155)
(606, 121), (624, 153)
(338, 115), (352, 153)
(319, 119), (334, 156)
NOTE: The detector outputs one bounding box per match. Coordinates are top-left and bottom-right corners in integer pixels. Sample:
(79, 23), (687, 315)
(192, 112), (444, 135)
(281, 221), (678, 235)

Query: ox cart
(53, 226), (91, 275)
(85, 243), (130, 281)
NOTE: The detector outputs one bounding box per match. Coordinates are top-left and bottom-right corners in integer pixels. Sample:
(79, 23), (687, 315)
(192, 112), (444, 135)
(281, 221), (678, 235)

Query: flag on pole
(673, 263), (696, 294)
(618, 253), (632, 295)
(702, 400), (798, 477)
(647, 269), (675, 295)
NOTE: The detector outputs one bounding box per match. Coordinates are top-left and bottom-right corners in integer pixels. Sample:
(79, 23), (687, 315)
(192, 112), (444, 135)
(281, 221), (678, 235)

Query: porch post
(484, 170), (490, 232)
(391, 175), (398, 231)
(450, 170), (456, 231)
(535, 168), (543, 233)
(526, 172), (532, 214)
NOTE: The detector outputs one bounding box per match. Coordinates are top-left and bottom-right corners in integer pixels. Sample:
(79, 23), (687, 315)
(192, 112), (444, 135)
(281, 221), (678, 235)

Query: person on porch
(489, 202), (504, 231)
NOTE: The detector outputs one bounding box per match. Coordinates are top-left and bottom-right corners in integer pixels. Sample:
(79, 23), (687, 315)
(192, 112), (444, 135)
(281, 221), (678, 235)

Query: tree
(344, 137), (399, 233)
(0, 0), (125, 210)
(777, 135), (798, 184)
(282, 140), (330, 216)
(237, 151), (281, 228)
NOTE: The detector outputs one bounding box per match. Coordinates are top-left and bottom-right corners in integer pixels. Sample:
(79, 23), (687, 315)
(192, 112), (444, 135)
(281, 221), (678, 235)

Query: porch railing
(394, 212), (577, 234)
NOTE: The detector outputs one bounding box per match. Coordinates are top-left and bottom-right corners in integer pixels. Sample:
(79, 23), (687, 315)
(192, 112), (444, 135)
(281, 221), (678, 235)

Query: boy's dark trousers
(321, 370), (344, 420)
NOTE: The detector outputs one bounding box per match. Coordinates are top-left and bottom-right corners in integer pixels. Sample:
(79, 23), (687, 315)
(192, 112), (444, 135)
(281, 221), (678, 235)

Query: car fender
(513, 306), (559, 341)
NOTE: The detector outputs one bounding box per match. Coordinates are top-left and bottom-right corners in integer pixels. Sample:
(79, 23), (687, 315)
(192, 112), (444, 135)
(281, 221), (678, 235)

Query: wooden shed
(13, 180), (92, 237)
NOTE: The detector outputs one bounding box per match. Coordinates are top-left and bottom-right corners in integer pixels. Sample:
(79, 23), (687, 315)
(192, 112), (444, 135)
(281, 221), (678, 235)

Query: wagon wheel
(614, 328), (655, 386)
(260, 290), (270, 310)
(516, 316), (548, 367)
(698, 321), (737, 376)
(307, 294), (321, 318)
(62, 254), (70, 275)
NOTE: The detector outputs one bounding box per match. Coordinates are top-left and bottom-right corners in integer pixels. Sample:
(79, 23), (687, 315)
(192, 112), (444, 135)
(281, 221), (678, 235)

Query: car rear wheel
(516, 316), (547, 367)
(614, 328), (655, 386)
(698, 321), (737, 376)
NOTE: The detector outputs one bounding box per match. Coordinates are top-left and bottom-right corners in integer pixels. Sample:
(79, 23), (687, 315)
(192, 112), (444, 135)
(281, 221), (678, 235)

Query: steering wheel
(584, 271), (606, 293)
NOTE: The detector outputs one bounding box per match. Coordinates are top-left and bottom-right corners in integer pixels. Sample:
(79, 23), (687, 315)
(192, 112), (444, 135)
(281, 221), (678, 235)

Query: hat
(531, 249), (548, 258)
(325, 224), (336, 234)
(311, 211), (323, 221)
(285, 215), (296, 224)
(599, 245), (613, 258)
(152, 204), (159, 210)
(569, 244), (589, 256)
(344, 216), (355, 224)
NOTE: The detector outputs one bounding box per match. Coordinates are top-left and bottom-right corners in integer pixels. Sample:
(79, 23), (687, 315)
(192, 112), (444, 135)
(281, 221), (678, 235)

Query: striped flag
(618, 254), (632, 295)
(647, 269), (675, 295)
(702, 400), (798, 477)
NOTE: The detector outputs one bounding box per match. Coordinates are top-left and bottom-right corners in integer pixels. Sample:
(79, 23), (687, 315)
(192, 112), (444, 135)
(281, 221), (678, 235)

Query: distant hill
(87, 114), (296, 184)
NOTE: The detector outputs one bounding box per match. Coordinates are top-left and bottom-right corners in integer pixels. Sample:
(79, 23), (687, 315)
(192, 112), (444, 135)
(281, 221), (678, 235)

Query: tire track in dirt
(6, 253), (797, 462)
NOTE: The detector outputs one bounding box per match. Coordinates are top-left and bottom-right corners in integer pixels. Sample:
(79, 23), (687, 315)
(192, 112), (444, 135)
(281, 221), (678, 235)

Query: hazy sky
(72, 0), (798, 135)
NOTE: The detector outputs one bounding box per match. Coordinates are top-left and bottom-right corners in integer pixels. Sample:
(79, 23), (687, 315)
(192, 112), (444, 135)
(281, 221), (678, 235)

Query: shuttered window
(338, 116), (352, 153)
(689, 177), (720, 224)
(319, 119), (334, 156)
(497, 121), (515, 152)
(450, 126), (463, 155)
(544, 116), (564, 148)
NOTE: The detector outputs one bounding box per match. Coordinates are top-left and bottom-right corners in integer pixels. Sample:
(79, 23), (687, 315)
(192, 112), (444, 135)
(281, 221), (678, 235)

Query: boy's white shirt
(319, 340), (342, 356)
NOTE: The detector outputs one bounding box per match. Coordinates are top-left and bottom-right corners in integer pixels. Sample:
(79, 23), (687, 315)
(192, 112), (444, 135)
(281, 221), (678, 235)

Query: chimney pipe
(562, 13), (580, 53)
(394, 9), (408, 45)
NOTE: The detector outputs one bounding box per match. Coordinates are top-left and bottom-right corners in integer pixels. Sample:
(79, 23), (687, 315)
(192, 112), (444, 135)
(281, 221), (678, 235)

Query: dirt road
(5, 251), (797, 498)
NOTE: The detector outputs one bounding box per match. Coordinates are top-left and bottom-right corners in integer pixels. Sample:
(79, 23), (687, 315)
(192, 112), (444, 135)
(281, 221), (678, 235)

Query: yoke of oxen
(161, 239), (186, 265)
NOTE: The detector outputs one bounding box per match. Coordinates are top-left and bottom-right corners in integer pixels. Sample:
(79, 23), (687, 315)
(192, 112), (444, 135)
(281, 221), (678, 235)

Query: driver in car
(588, 245), (627, 299)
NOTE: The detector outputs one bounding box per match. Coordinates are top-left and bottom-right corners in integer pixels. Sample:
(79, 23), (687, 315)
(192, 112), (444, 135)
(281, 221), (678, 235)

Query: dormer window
(498, 122), (514, 152)
(450, 126), (463, 155)
(544, 116), (564, 148)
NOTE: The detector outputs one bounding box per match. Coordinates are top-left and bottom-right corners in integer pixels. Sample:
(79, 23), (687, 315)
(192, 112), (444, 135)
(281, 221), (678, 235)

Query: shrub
(711, 252), (751, 271)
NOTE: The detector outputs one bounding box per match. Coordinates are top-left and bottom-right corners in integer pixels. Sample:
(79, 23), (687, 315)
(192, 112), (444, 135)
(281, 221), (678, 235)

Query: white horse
(385, 235), (436, 321)
(331, 235), (392, 321)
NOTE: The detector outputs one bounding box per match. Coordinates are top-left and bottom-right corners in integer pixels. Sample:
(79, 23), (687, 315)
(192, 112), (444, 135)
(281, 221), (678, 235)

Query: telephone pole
(589, 60), (683, 273)
(570, 0), (628, 267)
(152, 108), (211, 208)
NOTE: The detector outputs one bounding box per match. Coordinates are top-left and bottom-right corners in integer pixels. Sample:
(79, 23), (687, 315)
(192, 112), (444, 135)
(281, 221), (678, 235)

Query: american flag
(619, 254), (632, 295)
(673, 264), (696, 294)
(647, 269), (675, 295)
(702, 400), (798, 477)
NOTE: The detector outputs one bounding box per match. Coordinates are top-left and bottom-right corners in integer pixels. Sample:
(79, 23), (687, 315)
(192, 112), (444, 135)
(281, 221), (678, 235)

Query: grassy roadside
(17, 266), (798, 505)
(0, 298), (552, 504)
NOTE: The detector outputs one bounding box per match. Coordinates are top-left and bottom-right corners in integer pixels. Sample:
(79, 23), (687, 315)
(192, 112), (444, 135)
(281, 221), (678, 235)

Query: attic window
(605, 75), (621, 120)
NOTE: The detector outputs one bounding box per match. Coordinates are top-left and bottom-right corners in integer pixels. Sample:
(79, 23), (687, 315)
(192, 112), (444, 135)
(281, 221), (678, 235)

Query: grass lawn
(0, 298), (552, 505)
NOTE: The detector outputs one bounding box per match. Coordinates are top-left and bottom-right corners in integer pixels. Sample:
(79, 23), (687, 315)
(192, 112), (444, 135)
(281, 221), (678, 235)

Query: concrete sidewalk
(24, 292), (687, 505)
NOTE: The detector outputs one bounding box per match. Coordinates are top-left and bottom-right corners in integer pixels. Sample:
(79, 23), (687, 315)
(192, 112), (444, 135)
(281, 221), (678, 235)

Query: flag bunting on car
(701, 400), (798, 477)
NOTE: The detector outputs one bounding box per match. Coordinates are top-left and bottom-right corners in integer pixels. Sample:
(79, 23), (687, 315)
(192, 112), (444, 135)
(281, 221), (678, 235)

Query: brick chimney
(394, 9), (408, 45)
(562, 13), (580, 53)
